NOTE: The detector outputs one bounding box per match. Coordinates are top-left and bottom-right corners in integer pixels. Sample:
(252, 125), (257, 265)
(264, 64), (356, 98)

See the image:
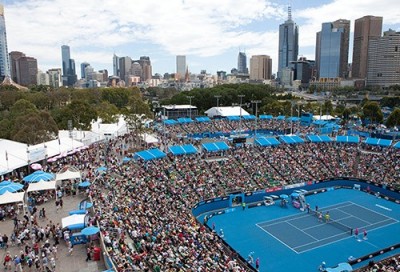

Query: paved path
(1, 193), (107, 272)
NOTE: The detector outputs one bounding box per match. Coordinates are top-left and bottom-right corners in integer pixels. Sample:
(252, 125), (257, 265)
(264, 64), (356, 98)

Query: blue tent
(195, 116), (211, 122)
(307, 135), (333, 143)
(169, 144), (198, 155)
(134, 148), (166, 161)
(255, 137), (281, 146)
(313, 120), (329, 126)
(276, 115), (286, 120)
(259, 115), (273, 120)
(23, 171), (55, 183)
(163, 119), (178, 125)
(336, 135), (359, 143)
(394, 142), (400, 149)
(177, 117), (193, 123)
(202, 142), (230, 152)
(364, 137), (392, 147)
(242, 115), (256, 120)
(227, 116), (240, 121)
(279, 135), (305, 144)
(286, 117), (300, 122)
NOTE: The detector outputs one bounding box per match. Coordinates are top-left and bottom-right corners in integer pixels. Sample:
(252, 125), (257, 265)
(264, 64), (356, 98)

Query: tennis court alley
(256, 201), (398, 253)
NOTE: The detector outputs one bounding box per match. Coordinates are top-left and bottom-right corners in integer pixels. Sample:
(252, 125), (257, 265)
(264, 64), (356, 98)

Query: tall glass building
(237, 52), (248, 74)
(0, 4), (10, 78)
(61, 45), (77, 86)
(278, 6), (298, 82)
(176, 55), (186, 81)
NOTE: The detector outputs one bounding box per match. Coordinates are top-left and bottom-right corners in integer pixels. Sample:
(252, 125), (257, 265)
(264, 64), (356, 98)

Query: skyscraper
(138, 56), (152, 81)
(113, 54), (119, 77)
(61, 45), (77, 86)
(316, 20), (350, 79)
(249, 55), (272, 81)
(80, 62), (90, 79)
(9, 51), (25, 83)
(237, 52), (248, 74)
(352, 15), (383, 79)
(176, 55), (186, 80)
(15, 56), (38, 86)
(278, 6), (298, 81)
(0, 4), (10, 78)
(367, 29), (400, 87)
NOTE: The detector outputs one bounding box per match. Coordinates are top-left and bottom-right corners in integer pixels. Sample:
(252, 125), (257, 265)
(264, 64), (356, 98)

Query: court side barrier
(350, 243), (400, 269)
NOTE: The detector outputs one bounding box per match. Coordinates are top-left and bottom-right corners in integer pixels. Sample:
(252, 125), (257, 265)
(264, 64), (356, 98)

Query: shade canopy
(0, 191), (24, 205)
(23, 171), (55, 183)
(56, 169), (81, 181)
(364, 137), (392, 147)
(61, 214), (86, 229)
(81, 226), (100, 236)
(134, 148), (166, 161)
(169, 144), (198, 156)
(27, 180), (56, 192)
(78, 181), (91, 188)
(202, 142), (230, 152)
(0, 182), (24, 195)
(255, 137), (281, 147)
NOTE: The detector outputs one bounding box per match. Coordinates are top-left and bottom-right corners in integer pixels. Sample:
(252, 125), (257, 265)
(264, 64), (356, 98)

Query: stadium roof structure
(255, 137), (281, 146)
(226, 116), (240, 121)
(169, 144), (198, 155)
(364, 137), (392, 147)
(195, 116), (211, 122)
(336, 135), (360, 143)
(259, 115), (273, 119)
(307, 135), (333, 143)
(177, 117), (193, 123)
(242, 115), (256, 120)
(205, 106), (250, 118)
(163, 119), (178, 125)
(134, 148), (166, 161)
(279, 135), (305, 144)
(276, 115), (286, 120)
(202, 141), (230, 152)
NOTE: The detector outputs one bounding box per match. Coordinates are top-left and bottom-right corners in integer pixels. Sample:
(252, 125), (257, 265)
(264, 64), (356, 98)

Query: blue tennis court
(204, 188), (400, 272)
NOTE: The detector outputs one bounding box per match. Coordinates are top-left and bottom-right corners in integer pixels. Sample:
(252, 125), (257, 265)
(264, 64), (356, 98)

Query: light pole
(251, 100), (261, 136)
(238, 95), (245, 136)
(187, 96), (194, 119)
(214, 95), (221, 108)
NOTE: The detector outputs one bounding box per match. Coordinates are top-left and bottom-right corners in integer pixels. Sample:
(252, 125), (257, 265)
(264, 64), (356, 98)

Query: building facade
(0, 4), (9, 78)
(176, 55), (186, 81)
(237, 52), (248, 74)
(367, 29), (400, 87)
(47, 68), (62, 88)
(61, 45), (77, 86)
(278, 6), (298, 82)
(9, 51), (25, 83)
(80, 62), (90, 79)
(15, 56), (38, 86)
(250, 55), (272, 81)
(352, 15), (383, 79)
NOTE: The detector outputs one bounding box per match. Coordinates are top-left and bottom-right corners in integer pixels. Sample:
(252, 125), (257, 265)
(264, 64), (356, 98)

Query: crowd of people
(1, 117), (400, 271)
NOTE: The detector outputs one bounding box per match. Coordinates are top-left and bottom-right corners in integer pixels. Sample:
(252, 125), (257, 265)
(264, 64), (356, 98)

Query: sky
(3, 0), (400, 78)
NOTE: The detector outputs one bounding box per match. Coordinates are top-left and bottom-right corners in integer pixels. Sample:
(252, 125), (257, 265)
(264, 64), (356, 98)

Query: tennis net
(310, 210), (353, 235)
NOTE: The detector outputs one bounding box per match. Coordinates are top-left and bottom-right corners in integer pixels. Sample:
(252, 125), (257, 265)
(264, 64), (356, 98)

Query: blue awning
(227, 116), (240, 121)
(394, 142), (400, 149)
(163, 119), (178, 125)
(313, 120), (329, 126)
(336, 135), (360, 143)
(242, 115), (256, 120)
(276, 115), (286, 120)
(364, 137), (392, 147)
(255, 137), (281, 146)
(279, 135), (305, 144)
(177, 117), (193, 123)
(134, 148), (166, 161)
(202, 141), (230, 152)
(195, 116), (211, 122)
(259, 115), (273, 120)
(307, 135), (333, 143)
(169, 144), (198, 155)
(286, 117), (300, 122)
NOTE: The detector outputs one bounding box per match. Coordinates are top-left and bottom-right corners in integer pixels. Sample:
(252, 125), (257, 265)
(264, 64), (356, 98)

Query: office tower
(61, 45), (77, 86)
(37, 70), (49, 85)
(316, 20), (350, 79)
(47, 68), (62, 88)
(118, 56), (132, 82)
(98, 69), (108, 82)
(176, 55), (186, 80)
(278, 6), (299, 81)
(352, 15), (383, 79)
(15, 56), (38, 86)
(332, 19), (350, 78)
(291, 57), (315, 84)
(237, 52), (248, 74)
(138, 56), (152, 81)
(367, 29), (400, 87)
(80, 62), (90, 79)
(250, 55), (272, 80)
(0, 4), (9, 78)
(113, 54), (119, 76)
(9, 51), (25, 83)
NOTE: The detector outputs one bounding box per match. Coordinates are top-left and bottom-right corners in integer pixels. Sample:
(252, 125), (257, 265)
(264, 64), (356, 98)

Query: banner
(28, 147), (46, 163)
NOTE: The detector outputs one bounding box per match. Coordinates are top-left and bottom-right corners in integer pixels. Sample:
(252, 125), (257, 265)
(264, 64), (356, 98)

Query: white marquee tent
(205, 106), (250, 118)
(56, 169), (81, 181)
(27, 180), (57, 192)
(0, 191), (24, 205)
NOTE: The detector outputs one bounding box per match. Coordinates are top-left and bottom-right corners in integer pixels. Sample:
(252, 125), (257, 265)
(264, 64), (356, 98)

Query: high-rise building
(291, 57), (316, 85)
(61, 45), (77, 86)
(113, 54), (119, 77)
(138, 56), (152, 81)
(9, 51), (25, 83)
(118, 56), (132, 83)
(37, 70), (50, 85)
(278, 6), (298, 81)
(0, 4), (9, 78)
(367, 29), (400, 87)
(176, 55), (186, 80)
(352, 15), (383, 79)
(249, 55), (272, 81)
(47, 68), (62, 88)
(332, 19), (350, 78)
(237, 52), (248, 74)
(15, 56), (38, 86)
(80, 62), (90, 79)
(316, 20), (350, 79)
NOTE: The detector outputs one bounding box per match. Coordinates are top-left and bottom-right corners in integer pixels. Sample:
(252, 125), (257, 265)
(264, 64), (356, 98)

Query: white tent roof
(62, 214), (86, 229)
(205, 106), (250, 118)
(0, 139), (29, 175)
(56, 169), (81, 181)
(27, 180), (56, 192)
(0, 191), (24, 205)
(141, 133), (159, 144)
(44, 137), (84, 158)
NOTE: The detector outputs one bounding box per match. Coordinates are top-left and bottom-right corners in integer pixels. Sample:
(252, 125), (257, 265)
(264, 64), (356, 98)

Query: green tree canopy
(361, 101), (383, 124)
(386, 108), (400, 128)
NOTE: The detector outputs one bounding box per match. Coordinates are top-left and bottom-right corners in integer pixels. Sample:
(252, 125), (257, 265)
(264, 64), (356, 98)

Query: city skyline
(4, 0), (400, 77)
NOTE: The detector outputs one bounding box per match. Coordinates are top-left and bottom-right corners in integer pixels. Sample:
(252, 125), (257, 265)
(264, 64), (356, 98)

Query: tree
(53, 100), (97, 130)
(361, 102), (383, 124)
(96, 102), (120, 123)
(386, 108), (400, 128)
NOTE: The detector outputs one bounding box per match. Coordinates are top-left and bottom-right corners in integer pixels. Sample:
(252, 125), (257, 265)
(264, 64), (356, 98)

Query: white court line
(256, 223), (300, 254)
(302, 215), (353, 231)
(348, 201), (399, 222)
(286, 221), (319, 241)
(337, 205), (372, 225)
(294, 233), (353, 254)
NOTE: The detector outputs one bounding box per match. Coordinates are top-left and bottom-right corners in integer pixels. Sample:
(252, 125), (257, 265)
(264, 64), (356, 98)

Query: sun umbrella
(122, 157), (131, 163)
(81, 226), (100, 236)
(79, 202), (93, 209)
(30, 163), (43, 170)
(0, 180), (12, 186)
(96, 166), (107, 172)
(291, 192), (300, 197)
(0, 182), (24, 195)
(23, 171), (55, 183)
(78, 181), (91, 188)
(279, 194), (289, 199)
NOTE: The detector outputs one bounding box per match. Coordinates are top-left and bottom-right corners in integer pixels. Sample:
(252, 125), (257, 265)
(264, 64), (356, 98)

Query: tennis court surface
(256, 201), (398, 253)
